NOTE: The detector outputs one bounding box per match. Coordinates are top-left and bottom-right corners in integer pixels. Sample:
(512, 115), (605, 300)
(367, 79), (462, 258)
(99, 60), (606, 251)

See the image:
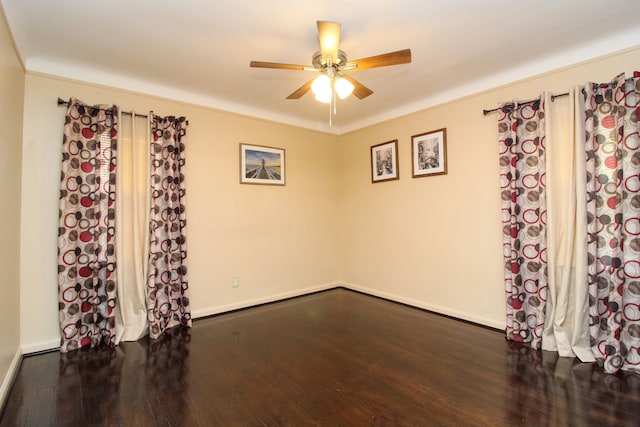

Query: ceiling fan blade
(286, 78), (315, 99)
(250, 61), (308, 71)
(317, 21), (341, 64)
(347, 49), (412, 70)
(342, 75), (373, 99)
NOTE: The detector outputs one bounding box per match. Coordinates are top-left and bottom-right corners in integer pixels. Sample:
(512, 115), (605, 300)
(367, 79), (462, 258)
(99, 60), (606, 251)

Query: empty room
(1, 1), (640, 425)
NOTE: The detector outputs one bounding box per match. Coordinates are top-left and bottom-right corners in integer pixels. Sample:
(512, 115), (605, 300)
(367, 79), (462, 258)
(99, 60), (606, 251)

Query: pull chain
(328, 83), (337, 126)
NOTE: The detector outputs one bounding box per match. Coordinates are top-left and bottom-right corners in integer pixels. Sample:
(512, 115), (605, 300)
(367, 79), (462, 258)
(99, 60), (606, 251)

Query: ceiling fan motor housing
(312, 50), (348, 70)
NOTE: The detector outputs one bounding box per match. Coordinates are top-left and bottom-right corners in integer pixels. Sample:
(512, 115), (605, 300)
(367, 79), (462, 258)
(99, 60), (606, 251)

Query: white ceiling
(3, 0), (640, 134)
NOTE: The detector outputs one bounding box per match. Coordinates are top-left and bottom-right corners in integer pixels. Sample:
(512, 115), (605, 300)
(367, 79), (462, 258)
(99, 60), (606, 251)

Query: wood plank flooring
(2, 288), (640, 426)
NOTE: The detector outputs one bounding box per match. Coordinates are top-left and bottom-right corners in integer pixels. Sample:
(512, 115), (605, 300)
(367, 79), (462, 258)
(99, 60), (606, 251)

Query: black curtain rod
(57, 97), (148, 119)
(482, 92), (569, 116)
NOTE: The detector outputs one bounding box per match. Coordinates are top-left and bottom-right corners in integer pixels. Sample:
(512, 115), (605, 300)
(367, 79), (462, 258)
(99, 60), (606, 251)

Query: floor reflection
(505, 342), (640, 426)
(56, 326), (192, 426)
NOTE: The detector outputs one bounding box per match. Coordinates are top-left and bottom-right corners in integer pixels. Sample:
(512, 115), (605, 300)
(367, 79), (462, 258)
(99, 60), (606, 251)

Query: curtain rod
(482, 92), (569, 116)
(57, 97), (149, 119)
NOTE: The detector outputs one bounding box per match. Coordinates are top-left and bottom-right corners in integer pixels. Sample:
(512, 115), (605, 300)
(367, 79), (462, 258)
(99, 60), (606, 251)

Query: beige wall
(16, 44), (640, 351)
(0, 6), (24, 406)
(338, 46), (640, 328)
(20, 75), (341, 352)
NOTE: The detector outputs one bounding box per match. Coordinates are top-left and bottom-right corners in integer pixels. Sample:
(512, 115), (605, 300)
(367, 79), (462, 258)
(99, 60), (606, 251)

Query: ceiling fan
(249, 21), (411, 106)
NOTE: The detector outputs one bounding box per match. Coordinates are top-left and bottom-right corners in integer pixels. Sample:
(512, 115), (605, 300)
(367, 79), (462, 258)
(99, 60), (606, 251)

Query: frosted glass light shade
(334, 77), (354, 99)
(312, 74), (332, 103)
(312, 74), (330, 95)
(314, 91), (332, 103)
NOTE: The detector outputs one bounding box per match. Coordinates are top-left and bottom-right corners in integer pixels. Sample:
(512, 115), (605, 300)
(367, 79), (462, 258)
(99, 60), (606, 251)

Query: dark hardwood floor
(2, 288), (640, 426)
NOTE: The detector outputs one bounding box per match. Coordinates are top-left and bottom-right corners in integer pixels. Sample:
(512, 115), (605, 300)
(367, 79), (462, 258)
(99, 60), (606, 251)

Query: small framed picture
(240, 143), (285, 185)
(371, 140), (399, 183)
(412, 128), (447, 178)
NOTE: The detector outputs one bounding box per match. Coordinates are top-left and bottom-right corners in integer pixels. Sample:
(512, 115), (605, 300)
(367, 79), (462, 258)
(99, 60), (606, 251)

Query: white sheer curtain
(115, 112), (151, 342)
(542, 89), (594, 362)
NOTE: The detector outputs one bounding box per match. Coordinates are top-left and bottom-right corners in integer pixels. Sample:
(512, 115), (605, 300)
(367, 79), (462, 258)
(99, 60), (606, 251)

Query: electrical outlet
(232, 277), (239, 288)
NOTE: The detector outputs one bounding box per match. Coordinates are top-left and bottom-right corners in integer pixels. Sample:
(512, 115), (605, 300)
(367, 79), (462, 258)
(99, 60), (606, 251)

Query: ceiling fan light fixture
(334, 76), (354, 99)
(250, 20), (412, 116)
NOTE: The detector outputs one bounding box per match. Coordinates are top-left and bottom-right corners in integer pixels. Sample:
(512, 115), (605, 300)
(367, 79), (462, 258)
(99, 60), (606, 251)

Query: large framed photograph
(371, 140), (399, 183)
(412, 128), (447, 178)
(240, 143), (285, 185)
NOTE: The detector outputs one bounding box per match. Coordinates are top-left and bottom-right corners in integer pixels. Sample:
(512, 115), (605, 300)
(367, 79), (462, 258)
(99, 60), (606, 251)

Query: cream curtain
(541, 89), (594, 362)
(115, 112), (151, 342)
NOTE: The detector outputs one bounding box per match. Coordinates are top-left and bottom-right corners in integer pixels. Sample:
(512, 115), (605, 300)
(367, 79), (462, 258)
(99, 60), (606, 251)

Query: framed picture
(371, 140), (399, 183)
(412, 128), (447, 178)
(240, 143), (285, 185)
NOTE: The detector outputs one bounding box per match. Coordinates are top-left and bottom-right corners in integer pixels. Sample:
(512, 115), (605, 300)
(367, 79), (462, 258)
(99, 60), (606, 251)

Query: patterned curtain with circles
(58, 98), (119, 353)
(498, 97), (548, 349)
(147, 114), (192, 339)
(585, 72), (640, 374)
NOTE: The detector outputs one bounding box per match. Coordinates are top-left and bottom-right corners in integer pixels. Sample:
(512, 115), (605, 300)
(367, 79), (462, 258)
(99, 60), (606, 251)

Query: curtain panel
(541, 89), (594, 362)
(585, 72), (640, 374)
(58, 98), (119, 353)
(147, 115), (192, 339)
(498, 97), (548, 349)
(115, 112), (150, 342)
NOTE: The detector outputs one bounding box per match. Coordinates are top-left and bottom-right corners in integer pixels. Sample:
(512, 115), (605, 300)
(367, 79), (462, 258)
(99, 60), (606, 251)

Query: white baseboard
(18, 283), (503, 356)
(340, 282), (505, 330)
(21, 339), (60, 355)
(0, 349), (22, 411)
(191, 282), (339, 319)
(20, 284), (340, 354)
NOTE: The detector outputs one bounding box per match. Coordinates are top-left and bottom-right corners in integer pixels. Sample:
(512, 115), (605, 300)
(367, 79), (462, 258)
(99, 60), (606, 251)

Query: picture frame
(412, 128), (447, 178)
(371, 139), (399, 183)
(240, 143), (285, 185)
